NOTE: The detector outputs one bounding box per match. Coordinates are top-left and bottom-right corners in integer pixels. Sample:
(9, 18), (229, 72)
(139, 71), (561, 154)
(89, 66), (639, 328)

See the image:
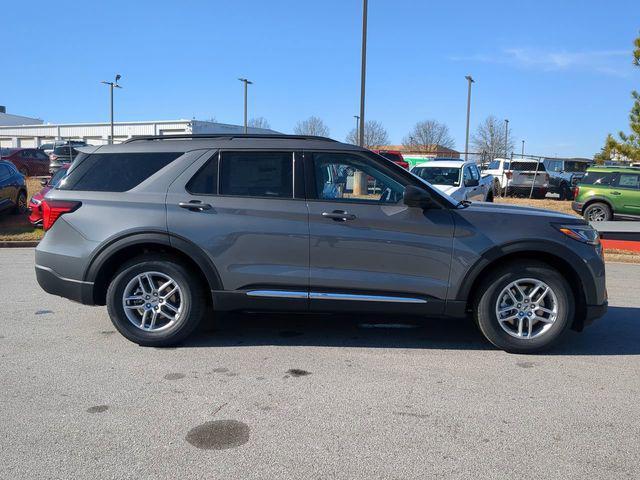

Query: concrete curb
(0, 241), (40, 248)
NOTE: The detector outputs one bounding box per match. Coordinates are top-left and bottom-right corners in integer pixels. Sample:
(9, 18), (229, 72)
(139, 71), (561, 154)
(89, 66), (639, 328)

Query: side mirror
(465, 178), (479, 187)
(40, 179), (49, 186)
(404, 185), (432, 208)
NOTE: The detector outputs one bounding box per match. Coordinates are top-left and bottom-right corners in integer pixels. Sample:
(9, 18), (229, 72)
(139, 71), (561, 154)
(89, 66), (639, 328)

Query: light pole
(358, 0), (368, 147)
(504, 119), (510, 157)
(101, 74), (122, 144)
(353, 115), (360, 143)
(521, 140), (525, 157)
(464, 75), (474, 161)
(238, 78), (253, 133)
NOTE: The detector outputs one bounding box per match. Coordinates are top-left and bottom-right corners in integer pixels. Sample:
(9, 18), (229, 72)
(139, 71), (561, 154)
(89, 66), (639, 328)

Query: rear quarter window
(58, 152), (181, 192)
(579, 171), (615, 186)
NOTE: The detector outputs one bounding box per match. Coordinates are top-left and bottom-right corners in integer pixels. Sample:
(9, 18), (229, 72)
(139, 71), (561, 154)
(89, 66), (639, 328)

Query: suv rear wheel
(583, 202), (612, 222)
(106, 255), (206, 346)
(474, 261), (574, 353)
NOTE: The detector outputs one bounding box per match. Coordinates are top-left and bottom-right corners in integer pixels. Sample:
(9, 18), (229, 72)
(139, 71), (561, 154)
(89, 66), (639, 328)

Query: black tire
(583, 202), (612, 222)
(474, 261), (574, 354)
(485, 190), (494, 202)
(106, 254), (206, 347)
(13, 190), (28, 215)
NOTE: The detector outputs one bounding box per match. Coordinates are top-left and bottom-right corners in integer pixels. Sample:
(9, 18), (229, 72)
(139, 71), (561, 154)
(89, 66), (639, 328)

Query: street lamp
(464, 75), (474, 161)
(353, 115), (360, 143)
(504, 119), (510, 157)
(101, 74), (122, 144)
(238, 78), (253, 134)
(358, 0), (368, 147)
(521, 140), (525, 157)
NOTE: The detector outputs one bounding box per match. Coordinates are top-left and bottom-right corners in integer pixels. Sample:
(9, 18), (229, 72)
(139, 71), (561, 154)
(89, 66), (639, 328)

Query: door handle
(322, 210), (357, 221)
(610, 191), (621, 195)
(179, 201), (212, 211)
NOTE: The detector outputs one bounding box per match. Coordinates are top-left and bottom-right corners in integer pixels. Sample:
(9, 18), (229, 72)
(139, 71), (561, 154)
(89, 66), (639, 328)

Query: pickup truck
(411, 159), (495, 202)
(483, 158), (550, 198)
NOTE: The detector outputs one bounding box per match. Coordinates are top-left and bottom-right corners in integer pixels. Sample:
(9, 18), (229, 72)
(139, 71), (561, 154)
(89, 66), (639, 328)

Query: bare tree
(471, 115), (515, 160)
(248, 117), (271, 130)
(402, 120), (455, 153)
(346, 120), (389, 148)
(294, 116), (330, 137)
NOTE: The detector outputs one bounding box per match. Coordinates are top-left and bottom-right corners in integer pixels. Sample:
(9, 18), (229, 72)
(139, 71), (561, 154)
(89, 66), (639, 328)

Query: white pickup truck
(482, 158), (550, 198)
(411, 159), (495, 202)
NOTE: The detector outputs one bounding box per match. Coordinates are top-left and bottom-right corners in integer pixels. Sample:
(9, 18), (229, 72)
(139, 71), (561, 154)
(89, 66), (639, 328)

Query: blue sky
(2, 0), (638, 157)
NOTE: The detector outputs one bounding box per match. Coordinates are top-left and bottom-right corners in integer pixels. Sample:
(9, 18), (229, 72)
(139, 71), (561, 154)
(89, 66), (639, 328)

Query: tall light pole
(358, 0), (368, 147)
(238, 78), (253, 133)
(521, 140), (525, 157)
(101, 74), (122, 144)
(504, 119), (510, 157)
(353, 115), (360, 143)
(464, 75), (474, 161)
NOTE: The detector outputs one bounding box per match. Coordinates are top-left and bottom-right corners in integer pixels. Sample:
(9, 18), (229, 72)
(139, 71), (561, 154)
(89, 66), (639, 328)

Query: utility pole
(101, 74), (122, 144)
(354, 115), (360, 143)
(464, 75), (474, 161)
(504, 119), (510, 157)
(358, 0), (368, 147)
(238, 78), (253, 133)
(521, 140), (525, 157)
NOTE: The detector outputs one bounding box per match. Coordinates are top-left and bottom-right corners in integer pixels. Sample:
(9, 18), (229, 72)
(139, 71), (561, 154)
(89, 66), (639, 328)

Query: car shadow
(180, 306), (640, 356)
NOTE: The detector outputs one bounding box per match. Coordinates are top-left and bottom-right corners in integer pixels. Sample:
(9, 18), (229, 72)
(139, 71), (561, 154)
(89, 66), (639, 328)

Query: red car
(28, 165), (70, 226)
(0, 148), (50, 177)
(371, 149), (410, 169)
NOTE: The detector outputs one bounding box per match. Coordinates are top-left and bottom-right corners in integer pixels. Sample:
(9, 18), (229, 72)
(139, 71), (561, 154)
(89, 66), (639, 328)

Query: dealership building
(0, 106), (276, 148)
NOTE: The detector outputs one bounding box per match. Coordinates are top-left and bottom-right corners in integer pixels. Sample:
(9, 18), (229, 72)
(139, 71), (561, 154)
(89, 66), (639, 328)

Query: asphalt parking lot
(2, 248), (639, 479)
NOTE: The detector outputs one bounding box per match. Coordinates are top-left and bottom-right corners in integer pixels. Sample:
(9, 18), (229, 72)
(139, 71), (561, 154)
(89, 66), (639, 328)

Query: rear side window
(219, 151), (293, 198)
(187, 155), (219, 195)
(616, 173), (640, 189)
(579, 171), (615, 186)
(58, 152), (181, 192)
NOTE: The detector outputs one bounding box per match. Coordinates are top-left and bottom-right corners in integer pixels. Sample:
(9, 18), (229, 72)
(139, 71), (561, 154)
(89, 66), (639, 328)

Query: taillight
(505, 171), (513, 179)
(573, 186), (579, 198)
(41, 200), (81, 231)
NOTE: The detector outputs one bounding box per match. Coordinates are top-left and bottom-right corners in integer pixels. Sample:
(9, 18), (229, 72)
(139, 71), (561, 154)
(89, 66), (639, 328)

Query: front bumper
(35, 264), (94, 304)
(583, 301), (608, 328)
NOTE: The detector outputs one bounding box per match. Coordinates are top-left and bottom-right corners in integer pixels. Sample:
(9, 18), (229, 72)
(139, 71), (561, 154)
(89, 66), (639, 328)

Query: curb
(0, 241), (40, 248)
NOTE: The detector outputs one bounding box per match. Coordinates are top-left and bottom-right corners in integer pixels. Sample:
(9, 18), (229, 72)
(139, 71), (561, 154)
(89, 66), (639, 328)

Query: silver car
(34, 134), (607, 353)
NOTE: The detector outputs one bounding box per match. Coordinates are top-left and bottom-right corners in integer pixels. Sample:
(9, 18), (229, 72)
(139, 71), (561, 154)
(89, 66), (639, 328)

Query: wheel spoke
(527, 316), (534, 337)
(140, 310), (149, 329)
(149, 311), (158, 330)
(517, 317), (524, 336)
(162, 286), (179, 299)
(498, 314), (518, 324)
(163, 302), (179, 314)
(158, 280), (173, 293)
(514, 283), (527, 301)
(535, 287), (550, 302)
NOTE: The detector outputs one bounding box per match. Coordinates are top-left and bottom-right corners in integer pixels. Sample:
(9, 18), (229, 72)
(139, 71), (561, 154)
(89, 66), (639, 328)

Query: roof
(587, 165), (640, 173)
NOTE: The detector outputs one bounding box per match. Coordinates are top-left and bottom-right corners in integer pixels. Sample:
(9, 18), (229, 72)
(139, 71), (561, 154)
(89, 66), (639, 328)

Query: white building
(0, 116), (277, 148)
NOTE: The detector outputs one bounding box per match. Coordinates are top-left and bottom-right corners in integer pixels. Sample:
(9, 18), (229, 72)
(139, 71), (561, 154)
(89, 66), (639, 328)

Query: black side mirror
(40, 179), (49, 186)
(404, 185), (432, 208)
(465, 178), (479, 187)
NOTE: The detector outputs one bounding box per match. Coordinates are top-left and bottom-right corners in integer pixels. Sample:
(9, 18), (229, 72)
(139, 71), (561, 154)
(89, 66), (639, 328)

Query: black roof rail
(123, 133), (338, 144)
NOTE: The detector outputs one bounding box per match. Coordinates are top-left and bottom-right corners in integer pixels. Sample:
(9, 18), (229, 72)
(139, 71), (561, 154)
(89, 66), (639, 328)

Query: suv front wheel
(474, 261), (574, 353)
(106, 255), (206, 346)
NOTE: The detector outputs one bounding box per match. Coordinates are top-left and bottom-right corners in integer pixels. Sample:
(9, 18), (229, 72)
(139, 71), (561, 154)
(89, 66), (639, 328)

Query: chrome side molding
(245, 290), (427, 304)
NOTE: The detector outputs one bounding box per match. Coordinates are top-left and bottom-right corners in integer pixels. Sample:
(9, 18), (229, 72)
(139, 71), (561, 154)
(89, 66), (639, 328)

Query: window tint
(312, 152), (405, 203)
(616, 173), (640, 189)
(413, 166), (460, 186)
(511, 161), (545, 171)
(579, 171), (615, 186)
(58, 152), (180, 192)
(187, 155), (219, 195)
(219, 151), (293, 198)
(469, 164), (480, 180)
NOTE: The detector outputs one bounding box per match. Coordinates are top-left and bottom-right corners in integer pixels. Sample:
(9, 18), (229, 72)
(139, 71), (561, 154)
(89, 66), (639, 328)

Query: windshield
(411, 166), (461, 186)
(564, 161), (589, 172)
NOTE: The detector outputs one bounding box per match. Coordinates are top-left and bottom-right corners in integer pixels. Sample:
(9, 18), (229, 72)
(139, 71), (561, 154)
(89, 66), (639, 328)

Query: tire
(474, 261), (574, 353)
(106, 254), (207, 347)
(13, 190), (28, 215)
(485, 190), (494, 202)
(583, 202), (612, 222)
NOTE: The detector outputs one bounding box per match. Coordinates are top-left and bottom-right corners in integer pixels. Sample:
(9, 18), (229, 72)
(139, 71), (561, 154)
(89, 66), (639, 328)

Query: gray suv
(35, 134), (607, 353)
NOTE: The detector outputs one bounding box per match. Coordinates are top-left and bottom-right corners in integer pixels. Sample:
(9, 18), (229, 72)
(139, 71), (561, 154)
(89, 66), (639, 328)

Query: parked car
(0, 148), (50, 177)
(371, 150), (409, 169)
(543, 158), (591, 200)
(0, 160), (28, 215)
(39, 143), (57, 156)
(483, 158), (550, 198)
(34, 134), (607, 353)
(28, 164), (70, 226)
(411, 160), (494, 202)
(49, 145), (84, 173)
(572, 166), (640, 221)
(40, 140), (86, 156)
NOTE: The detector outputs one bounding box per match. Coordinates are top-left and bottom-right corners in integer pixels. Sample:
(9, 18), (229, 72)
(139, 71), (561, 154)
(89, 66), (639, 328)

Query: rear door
(304, 150), (454, 315)
(166, 149), (310, 305)
(611, 172), (640, 215)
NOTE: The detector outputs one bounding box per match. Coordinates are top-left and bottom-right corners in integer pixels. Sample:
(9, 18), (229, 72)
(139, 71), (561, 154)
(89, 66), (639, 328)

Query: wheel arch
(457, 241), (595, 330)
(581, 196), (614, 214)
(85, 231), (222, 306)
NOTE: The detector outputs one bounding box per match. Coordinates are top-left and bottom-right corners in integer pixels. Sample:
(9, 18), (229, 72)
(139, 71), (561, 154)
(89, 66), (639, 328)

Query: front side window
(219, 151), (293, 198)
(312, 152), (405, 203)
(487, 160), (500, 169)
(469, 164), (481, 180)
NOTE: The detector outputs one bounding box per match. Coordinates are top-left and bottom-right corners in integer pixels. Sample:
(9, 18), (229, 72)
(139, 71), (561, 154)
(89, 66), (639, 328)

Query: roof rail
(123, 133), (338, 144)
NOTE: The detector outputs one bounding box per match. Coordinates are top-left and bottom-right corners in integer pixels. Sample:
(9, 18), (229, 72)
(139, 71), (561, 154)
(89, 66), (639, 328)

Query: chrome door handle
(322, 210), (357, 221)
(179, 201), (212, 211)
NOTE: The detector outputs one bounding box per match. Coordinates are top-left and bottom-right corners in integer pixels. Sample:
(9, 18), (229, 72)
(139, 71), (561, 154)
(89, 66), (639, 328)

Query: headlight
(555, 224), (600, 246)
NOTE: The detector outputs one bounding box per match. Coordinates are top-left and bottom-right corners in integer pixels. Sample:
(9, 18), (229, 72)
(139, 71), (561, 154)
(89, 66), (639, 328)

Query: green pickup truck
(572, 166), (640, 221)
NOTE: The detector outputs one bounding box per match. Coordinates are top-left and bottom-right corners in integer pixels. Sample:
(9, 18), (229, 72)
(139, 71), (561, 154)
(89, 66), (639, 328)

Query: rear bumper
(571, 201), (583, 214)
(35, 264), (94, 305)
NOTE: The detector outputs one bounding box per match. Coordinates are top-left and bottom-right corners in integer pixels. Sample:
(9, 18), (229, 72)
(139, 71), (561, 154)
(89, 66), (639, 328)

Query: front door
(305, 151), (454, 315)
(166, 149), (309, 304)
(612, 172), (640, 215)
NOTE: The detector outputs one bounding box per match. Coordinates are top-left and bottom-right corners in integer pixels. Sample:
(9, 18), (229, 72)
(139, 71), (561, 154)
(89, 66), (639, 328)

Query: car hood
(434, 185), (460, 196)
(461, 201), (582, 222)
